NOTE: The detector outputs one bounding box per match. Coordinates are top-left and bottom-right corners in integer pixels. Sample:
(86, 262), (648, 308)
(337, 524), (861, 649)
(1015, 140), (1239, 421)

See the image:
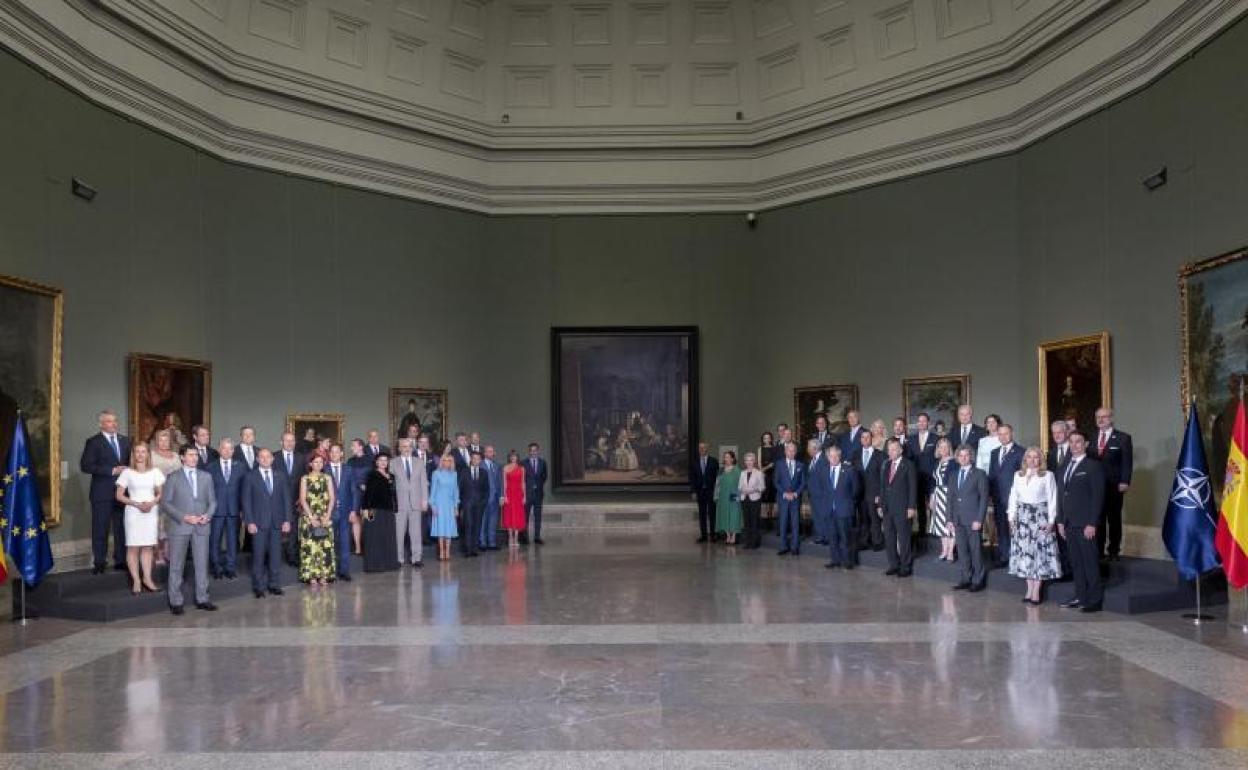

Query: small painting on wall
(793, 384), (859, 441)
(902, 374), (971, 439)
(286, 413), (346, 455)
(389, 387), (448, 452)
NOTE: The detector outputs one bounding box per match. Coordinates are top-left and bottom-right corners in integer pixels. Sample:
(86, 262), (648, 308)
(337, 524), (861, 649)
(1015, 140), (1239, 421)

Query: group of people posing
(81, 410), (550, 614)
(690, 404), (1133, 612)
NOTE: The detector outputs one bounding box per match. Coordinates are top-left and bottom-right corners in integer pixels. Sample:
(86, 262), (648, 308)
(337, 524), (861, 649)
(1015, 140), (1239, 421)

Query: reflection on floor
(1, 532), (1247, 768)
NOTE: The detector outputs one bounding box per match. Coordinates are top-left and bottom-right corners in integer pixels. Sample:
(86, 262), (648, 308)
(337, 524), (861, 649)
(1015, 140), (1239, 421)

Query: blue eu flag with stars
(1162, 403), (1220, 580)
(2, 412), (54, 586)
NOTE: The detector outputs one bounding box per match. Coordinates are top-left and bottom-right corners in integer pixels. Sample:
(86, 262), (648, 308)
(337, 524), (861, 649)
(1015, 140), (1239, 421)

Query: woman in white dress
(148, 429), (181, 565)
(115, 443), (165, 595)
(1007, 446), (1061, 605)
(609, 427), (639, 471)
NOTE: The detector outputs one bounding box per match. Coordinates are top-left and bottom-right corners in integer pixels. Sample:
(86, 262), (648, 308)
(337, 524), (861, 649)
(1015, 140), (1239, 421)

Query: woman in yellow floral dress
(298, 454), (337, 587)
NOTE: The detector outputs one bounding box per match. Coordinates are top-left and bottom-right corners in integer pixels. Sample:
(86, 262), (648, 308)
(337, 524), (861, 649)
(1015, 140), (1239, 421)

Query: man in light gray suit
(162, 445), (218, 614)
(393, 438), (428, 568)
(947, 444), (990, 592)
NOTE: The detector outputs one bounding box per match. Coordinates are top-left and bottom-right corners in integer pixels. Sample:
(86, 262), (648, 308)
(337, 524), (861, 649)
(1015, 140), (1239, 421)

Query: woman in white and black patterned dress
(927, 437), (955, 561)
(1007, 446), (1061, 605)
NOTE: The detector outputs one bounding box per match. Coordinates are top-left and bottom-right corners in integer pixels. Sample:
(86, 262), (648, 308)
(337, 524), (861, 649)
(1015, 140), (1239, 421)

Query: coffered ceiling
(1, 0), (1243, 211)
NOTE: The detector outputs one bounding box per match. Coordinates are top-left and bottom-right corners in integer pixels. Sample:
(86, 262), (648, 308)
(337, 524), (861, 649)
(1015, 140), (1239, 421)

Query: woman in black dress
(759, 431), (777, 529)
(360, 453), (400, 573)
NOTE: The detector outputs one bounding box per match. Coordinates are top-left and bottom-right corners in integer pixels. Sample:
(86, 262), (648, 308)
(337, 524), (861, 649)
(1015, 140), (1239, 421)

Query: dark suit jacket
(327, 461), (357, 522)
(1058, 456), (1106, 528)
(880, 457), (917, 516)
(988, 443), (1025, 507)
(945, 464), (989, 527)
(811, 431), (835, 451)
(80, 433), (132, 502)
(451, 445), (472, 471)
(906, 432), (939, 477)
(459, 466), (491, 508)
(273, 449), (306, 510)
(824, 462), (859, 518)
(805, 455), (830, 508)
(1046, 443), (1071, 474)
(205, 458), (246, 519)
(851, 445), (884, 503)
(243, 468), (292, 530)
(773, 456), (806, 500)
(951, 424), (988, 452)
(182, 442), (220, 469)
(691, 455), (719, 497)
(1088, 430), (1133, 485)
(236, 443), (260, 472)
(524, 456), (547, 502)
(837, 426), (865, 458)
(364, 444), (392, 462)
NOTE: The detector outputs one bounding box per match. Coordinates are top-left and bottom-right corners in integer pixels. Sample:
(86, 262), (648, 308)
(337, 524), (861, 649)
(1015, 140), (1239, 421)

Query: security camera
(746, 212), (757, 229)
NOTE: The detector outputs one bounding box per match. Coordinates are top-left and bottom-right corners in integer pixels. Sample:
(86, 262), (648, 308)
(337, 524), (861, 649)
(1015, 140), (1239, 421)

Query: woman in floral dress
(299, 454), (337, 587)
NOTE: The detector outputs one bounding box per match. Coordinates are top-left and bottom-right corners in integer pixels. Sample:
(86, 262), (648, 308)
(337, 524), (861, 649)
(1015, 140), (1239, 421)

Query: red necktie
(1098, 432), (1108, 455)
(888, 461), (898, 484)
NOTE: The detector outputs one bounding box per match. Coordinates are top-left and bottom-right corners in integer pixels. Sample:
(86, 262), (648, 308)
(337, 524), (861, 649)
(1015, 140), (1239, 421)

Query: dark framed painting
(128, 353), (212, 451)
(1037, 331), (1111, 450)
(389, 387), (448, 451)
(286, 412), (346, 453)
(552, 326), (698, 491)
(1181, 247), (1248, 496)
(901, 374), (971, 439)
(793, 383), (859, 441)
(0, 274), (63, 527)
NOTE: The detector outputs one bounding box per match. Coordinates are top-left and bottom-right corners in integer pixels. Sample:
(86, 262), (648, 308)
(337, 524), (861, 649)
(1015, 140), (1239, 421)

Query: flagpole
(1182, 574), (1215, 624)
(18, 579), (26, 627)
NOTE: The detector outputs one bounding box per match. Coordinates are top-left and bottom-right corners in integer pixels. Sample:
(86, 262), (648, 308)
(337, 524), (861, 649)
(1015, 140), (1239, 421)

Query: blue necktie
(108, 434), (120, 461)
(959, 468), (967, 489)
(264, 470), (273, 494)
(831, 466), (839, 489)
(187, 469), (197, 499)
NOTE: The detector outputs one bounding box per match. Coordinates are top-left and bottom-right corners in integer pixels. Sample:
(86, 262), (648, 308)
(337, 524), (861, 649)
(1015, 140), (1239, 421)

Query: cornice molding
(1, 0), (1244, 213)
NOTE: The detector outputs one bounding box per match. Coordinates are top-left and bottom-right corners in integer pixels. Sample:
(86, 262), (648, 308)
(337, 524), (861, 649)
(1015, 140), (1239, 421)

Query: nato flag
(1162, 404), (1220, 580)
(2, 412), (54, 587)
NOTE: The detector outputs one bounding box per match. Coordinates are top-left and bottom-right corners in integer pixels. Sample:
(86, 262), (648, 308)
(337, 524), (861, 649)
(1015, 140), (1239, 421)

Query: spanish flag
(1216, 398), (1248, 589)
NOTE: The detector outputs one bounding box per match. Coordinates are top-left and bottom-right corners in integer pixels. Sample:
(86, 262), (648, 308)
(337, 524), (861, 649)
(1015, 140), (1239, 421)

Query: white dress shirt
(1006, 472), (1059, 524)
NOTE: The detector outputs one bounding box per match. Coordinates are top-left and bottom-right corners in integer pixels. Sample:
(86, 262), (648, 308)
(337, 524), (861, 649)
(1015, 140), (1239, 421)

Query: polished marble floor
(2, 532), (1248, 768)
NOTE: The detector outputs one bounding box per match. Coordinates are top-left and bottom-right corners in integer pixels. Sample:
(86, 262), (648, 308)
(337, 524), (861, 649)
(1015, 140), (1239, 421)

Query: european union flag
(2, 412), (54, 586)
(1162, 403), (1220, 580)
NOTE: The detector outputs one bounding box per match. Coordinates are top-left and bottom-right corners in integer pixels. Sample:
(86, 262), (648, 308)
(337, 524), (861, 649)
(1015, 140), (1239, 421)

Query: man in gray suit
(162, 445), (218, 614)
(947, 444), (990, 592)
(393, 438), (428, 568)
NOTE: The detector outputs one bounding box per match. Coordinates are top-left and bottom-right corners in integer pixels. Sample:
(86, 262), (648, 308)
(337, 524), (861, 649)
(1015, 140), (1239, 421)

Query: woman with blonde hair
(869, 419), (887, 451)
(738, 452), (767, 549)
(115, 443), (165, 594)
(147, 429), (180, 565)
(1007, 446), (1061, 605)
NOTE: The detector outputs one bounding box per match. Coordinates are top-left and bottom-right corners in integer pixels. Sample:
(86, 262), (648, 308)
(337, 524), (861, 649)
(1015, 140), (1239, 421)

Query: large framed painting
(389, 387), (448, 451)
(286, 412), (346, 454)
(1037, 331), (1111, 449)
(128, 353), (212, 450)
(901, 374), (971, 439)
(552, 326), (697, 491)
(0, 274), (63, 527)
(1181, 247), (1248, 496)
(793, 383), (859, 441)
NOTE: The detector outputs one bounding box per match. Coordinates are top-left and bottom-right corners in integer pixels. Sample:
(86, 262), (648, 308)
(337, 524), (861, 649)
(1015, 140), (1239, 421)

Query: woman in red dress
(501, 450), (527, 548)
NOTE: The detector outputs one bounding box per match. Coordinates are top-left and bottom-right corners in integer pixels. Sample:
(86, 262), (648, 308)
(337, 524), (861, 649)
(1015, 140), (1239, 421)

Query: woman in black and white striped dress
(928, 437), (955, 561)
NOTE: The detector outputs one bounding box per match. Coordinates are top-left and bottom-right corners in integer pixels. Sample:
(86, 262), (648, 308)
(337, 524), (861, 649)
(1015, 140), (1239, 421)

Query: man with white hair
(79, 409), (132, 574)
(1088, 407), (1133, 561)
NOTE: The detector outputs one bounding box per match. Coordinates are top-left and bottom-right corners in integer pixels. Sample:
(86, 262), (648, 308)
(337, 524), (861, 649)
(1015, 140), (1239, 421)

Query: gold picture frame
(285, 412), (347, 447)
(1037, 332), (1112, 451)
(901, 374), (971, 439)
(792, 383), (859, 440)
(389, 387), (449, 451)
(127, 353), (213, 451)
(0, 274), (63, 527)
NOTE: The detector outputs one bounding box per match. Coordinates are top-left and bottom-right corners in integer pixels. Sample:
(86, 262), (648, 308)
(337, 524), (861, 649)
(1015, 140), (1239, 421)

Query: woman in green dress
(715, 450), (743, 544)
(299, 454), (337, 587)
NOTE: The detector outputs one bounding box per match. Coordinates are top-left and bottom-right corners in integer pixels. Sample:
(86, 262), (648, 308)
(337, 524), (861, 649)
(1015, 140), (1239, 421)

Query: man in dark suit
(811, 415), (834, 452)
(364, 429), (391, 461)
(523, 442), (547, 545)
(851, 428), (884, 552)
(1046, 420), (1071, 473)
(952, 404), (987, 453)
(237, 425), (260, 471)
(417, 434), (438, 545)
(880, 438), (917, 577)
(906, 412), (939, 545)
(183, 425), (219, 469)
(774, 441), (806, 556)
(243, 449), (291, 598)
(79, 409), (131, 574)
(458, 451), (490, 557)
(837, 410), (865, 458)
(468, 431), (483, 456)
(821, 446), (860, 569)
(205, 438), (246, 580)
(274, 431), (306, 566)
(451, 432), (472, 471)
(691, 442), (719, 543)
(1089, 407), (1133, 560)
(947, 445), (990, 591)
(987, 423), (1025, 568)
(804, 439), (830, 545)
(327, 443), (357, 581)
(1058, 431), (1106, 612)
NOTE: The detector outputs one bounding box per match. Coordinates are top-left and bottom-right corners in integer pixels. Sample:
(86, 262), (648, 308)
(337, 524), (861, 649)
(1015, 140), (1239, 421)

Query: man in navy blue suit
(987, 423), (1025, 567)
(205, 438), (246, 580)
(326, 443), (357, 581)
(837, 410), (865, 458)
(523, 442), (547, 545)
(906, 412), (939, 545)
(690, 442), (719, 543)
(243, 448), (292, 598)
(821, 446), (860, 569)
(79, 409), (131, 574)
(804, 439), (830, 545)
(952, 404), (987, 453)
(774, 441), (806, 556)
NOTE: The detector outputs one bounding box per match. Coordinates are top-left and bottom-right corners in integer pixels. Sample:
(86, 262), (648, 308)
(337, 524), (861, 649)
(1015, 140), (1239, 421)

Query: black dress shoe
(338, 573), (353, 581)
(210, 570), (222, 580)
(845, 564), (855, 570)
(696, 536), (708, 543)
(1027, 598), (1043, 606)
(952, 582), (971, 590)
(169, 604), (185, 615)
(885, 567), (899, 576)
(268, 587), (284, 596)
(777, 549), (790, 556)
(412, 562), (423, 569)
(534, 538), (544, 545)
(872, 545), (885, 552)
(825, 562), (841, 569)
(254, 590), (265, 598)
(92, 565), (105, 575)
(1060, 598), (1082, 609)
(898, 569), (912, 578)
(113, 564), (127, 572)
(968, 584), (984, 592)
(225, 571), (238, 580)
(195, 602), (218, 611)
(1080, 603), (1103, 613)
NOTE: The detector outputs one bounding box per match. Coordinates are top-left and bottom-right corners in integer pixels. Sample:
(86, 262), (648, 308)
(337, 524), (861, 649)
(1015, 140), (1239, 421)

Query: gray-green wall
(2, 17), (1247, 548)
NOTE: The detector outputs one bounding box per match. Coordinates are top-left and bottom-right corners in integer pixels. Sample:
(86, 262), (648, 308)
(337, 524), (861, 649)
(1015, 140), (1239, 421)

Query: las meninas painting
(553, 327), (697, 491)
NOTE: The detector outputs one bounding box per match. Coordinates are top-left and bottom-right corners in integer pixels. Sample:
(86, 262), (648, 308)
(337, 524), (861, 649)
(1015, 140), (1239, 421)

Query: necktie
(532, 458), (537, 474)
(962, 426), (968, 442)
(788, 460), (794, 477)
(472, 467), (478, 481)
(405, 457), (412, 479)
(1058, 445), (1066, 465)
(701, 457), (706, 473)
(831, 466), (839, 489)
(863, 449), (870, 468)
(1064, 460), (1076, 485)
(223, 460), (230, 483)
(959, 468), (967, 489)
(107, 433), (120, 461)
(199, 446), (207, 464)
(244, 445), (252, 465)
(188, 469), (197, 498)
(1098, 432), (1108, 454)
(264, 469), (273, 493)
(332, 464), (340, 487)
(888, 461), (898, 484)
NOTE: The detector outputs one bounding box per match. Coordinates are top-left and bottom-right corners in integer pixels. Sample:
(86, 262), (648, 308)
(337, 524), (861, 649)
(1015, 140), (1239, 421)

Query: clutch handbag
(310, 525), (330, 539)
(361, 509), (375, 522)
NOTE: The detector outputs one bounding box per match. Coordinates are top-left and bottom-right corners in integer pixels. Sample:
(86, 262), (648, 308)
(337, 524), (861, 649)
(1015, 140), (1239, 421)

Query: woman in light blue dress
(429, 453), (460, 562)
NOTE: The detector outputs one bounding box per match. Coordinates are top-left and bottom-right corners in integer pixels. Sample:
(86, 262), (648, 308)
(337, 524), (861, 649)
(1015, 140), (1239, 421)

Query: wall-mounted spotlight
(71, 177), (97, 202)
(1142, 167), (1167, 191)
(745, 211), (757, 229)
(501, 113), (511, 124)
